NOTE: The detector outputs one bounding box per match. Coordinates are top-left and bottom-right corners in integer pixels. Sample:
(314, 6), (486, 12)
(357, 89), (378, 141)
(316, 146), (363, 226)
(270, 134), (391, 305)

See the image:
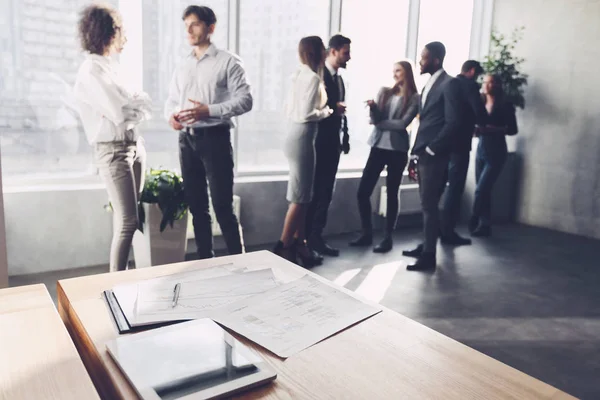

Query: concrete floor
(9, 224), (600, 399)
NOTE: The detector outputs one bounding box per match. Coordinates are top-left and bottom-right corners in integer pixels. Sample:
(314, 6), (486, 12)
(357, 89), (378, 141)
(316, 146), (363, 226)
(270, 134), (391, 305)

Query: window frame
(1, 0), (495, 183)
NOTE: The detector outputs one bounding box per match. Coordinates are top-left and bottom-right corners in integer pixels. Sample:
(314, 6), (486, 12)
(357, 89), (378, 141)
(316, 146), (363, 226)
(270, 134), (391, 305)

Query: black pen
(171, 283), (181, 308)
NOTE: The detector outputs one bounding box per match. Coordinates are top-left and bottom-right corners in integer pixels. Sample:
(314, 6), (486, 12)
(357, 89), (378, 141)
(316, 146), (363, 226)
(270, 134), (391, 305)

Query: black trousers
(357, 147), (408, 235)
(440, 152), (470, 235)
(179, 127), (242, 259)
(418, 152), (450, 254)
(306, 133), (341, 241)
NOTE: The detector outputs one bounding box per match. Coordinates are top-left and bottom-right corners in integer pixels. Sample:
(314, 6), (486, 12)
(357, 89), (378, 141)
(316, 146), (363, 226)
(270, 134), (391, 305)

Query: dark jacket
(412, 70), (461, 156)
(453, 74), (488, 153)
(317, 68), (344, 147)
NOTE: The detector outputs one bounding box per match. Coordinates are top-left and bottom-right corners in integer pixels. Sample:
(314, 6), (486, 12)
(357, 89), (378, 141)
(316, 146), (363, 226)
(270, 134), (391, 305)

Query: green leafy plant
(140, 168), (188, 232)
(483, 27), (528, 109)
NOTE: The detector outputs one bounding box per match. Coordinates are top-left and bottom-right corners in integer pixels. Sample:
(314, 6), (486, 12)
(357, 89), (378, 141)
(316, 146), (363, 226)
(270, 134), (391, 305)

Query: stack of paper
(105, 265), (382, 358)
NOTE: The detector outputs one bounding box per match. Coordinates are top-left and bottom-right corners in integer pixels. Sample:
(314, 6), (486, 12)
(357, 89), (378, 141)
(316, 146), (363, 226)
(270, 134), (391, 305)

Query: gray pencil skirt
(284, 121), (318, 204)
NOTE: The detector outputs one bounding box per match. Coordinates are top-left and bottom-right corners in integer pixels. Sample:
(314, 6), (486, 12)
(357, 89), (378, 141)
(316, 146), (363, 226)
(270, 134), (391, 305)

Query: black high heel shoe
(294, 239), (323, 268)
(272, 240), (297, 264)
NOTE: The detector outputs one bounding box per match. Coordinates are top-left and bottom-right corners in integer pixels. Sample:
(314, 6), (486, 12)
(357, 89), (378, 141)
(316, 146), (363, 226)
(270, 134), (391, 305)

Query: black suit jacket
(412, 70), (461, 156)
(453, 75), (488, 153)
(317, 68), (344, 147)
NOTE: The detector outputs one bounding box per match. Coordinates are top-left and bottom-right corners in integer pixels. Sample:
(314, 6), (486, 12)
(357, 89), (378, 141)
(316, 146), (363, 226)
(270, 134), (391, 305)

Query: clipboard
(102, 290), (180, 334)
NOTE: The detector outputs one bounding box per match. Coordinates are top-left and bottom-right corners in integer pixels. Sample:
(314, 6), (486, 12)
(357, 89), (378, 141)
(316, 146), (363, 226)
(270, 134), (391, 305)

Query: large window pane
(140, 0), (228, 172)
(340, 0), (410, 170)
(416, 0), (474, 88)
(237, 0), (330, 172)
(0, 0), (117, 181)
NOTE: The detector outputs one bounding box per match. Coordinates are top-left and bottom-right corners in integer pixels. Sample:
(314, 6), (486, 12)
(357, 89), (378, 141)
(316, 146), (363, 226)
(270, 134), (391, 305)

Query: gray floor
(9, 224), (600, 399)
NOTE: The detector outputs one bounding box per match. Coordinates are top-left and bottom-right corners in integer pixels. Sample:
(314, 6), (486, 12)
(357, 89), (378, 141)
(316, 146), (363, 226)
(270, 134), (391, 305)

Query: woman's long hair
(381, 61), (418, 116)
(481, 74), (505, 109)
(298, 36), (326, 74)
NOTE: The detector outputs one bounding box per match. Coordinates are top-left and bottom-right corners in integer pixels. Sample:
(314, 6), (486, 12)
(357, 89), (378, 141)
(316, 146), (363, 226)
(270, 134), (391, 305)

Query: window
(236, 0), (330, 173)
(0, 0), (117, 180)
(339, 0), (410, 169)
(416, 0), (475, 89)
(139, 0), (228, 172)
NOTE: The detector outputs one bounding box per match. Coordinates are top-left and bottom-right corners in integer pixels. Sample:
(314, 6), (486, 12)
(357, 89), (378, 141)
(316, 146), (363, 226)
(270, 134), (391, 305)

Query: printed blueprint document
(213, 275), (382, 358)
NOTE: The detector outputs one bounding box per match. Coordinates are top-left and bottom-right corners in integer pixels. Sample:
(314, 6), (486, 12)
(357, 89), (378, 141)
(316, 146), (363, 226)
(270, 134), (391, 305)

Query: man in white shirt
(165, 5), (252, 259)
(404, 41), (461, 271)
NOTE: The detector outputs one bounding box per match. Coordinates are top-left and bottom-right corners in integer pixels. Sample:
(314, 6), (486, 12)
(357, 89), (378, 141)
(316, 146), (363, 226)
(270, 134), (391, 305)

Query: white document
(133, 269), (280, 325)
(213, 275), (382, 358)
(112, 263), (246, 327)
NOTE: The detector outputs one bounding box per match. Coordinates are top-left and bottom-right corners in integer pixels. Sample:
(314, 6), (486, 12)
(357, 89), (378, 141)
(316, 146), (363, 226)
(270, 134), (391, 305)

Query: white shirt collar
(325, 61), (337, 77)
(188, 43), (218, 59)
(427, 68), (445, 86)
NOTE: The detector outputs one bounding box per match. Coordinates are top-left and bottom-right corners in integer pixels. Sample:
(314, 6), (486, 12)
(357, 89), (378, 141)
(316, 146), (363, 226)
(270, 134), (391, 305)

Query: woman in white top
(349, 61), (419, 253)
(274, 36), (332, 266)
(73, 4), (152, 272)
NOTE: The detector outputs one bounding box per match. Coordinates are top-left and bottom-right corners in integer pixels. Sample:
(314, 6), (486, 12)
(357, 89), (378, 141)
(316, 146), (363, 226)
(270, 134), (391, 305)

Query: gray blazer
(367, 88), (420, 152)
(411, 70), (462, 156)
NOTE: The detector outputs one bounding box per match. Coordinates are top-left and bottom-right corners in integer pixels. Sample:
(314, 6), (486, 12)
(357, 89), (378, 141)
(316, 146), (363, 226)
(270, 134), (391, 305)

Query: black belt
(185, 125), (229, 136)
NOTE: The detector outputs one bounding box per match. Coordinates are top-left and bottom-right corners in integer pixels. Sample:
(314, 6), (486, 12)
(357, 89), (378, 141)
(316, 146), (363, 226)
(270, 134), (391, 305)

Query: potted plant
(132, 168), (189, 268)
(482, 27), (528, 109)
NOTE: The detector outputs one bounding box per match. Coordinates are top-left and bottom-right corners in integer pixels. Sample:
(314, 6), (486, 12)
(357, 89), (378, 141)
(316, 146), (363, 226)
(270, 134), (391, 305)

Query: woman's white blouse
(73, 54), (152, 144)
(284, 64), (332, 123)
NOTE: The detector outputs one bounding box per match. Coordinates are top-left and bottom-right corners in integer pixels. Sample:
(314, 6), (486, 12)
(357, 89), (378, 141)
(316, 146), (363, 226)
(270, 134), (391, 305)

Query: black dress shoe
(272, 240), (297, 264)
(471, 224), (491, 237)
(407, 252), (437, 271)
(373, 236), (393, 253)
(349, 234), (373, 247)
(294, 239), (323, 267)
(440, 232), (472, 246)
(468, 216), (479, 234)
(402, 244), (423, 258)
(309, 237), (340, 257)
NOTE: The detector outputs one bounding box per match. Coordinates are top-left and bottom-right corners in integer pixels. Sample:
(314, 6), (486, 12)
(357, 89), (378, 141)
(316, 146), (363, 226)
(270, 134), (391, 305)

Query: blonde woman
(73, 4), (152, 271)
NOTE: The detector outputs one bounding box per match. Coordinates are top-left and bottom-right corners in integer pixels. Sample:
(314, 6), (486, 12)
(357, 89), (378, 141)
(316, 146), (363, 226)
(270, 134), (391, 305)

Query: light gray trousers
(95, 139), (146, 272)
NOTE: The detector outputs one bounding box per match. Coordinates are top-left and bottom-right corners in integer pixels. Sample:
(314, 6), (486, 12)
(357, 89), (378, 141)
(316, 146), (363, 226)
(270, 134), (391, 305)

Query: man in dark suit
(403, 41), (461, 271)
(306, 34), (351, 257)
(439, 60), (488, 245)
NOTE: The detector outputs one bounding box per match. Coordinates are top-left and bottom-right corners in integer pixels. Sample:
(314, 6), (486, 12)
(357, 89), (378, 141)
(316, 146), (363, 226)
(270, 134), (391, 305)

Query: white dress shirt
(73, 54), (152, 144)
(421, 68), (445, 155)
(284, 64), (331, 123)
(421, 68), (445, 107)
(164, 44), (253, 128)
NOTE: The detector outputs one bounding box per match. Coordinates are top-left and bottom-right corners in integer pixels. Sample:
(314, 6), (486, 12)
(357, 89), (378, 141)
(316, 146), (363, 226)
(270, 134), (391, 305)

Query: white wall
(4, 176), (421, 276)
(0, 151), (8, 288)
(492, 0), (600, 238)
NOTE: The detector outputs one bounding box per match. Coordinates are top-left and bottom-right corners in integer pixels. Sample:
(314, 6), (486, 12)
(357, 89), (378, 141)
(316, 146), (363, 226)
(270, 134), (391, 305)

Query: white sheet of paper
(112, 263), (246, 327)
(213, 275), (382, 358)
(133, 269), (280, 325)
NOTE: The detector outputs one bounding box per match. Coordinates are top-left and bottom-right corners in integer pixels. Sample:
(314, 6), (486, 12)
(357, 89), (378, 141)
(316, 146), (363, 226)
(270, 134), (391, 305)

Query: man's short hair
(425, 41), (446, 64)
(182, 5), (217, 26)
(461, 60), (484, 75)
(329, 34), (351, 51)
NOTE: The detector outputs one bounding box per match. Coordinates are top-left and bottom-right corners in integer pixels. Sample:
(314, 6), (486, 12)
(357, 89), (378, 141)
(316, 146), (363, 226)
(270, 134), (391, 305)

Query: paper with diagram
(213, 274), (382, 358)
(133, 269), (280, 325)
(111, 263), (247, 327)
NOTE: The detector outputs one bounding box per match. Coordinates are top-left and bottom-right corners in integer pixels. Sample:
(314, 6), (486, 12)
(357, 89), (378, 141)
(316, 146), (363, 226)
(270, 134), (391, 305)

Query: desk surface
(57, 251), (575, 400)
(0, 284), (99, 400)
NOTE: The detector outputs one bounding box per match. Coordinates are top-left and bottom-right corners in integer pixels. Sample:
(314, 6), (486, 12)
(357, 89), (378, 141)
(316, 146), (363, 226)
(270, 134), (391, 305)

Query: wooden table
(58, 251), (575, 400)
(0, 284), (99, 400)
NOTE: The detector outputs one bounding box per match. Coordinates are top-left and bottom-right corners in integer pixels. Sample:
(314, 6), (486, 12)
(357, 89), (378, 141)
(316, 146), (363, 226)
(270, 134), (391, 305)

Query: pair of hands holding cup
(169, 99), (209, 130)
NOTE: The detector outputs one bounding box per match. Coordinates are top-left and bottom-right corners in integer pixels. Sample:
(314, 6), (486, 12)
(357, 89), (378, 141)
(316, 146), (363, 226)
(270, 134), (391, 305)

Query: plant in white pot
(132, 168), (189, 268)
